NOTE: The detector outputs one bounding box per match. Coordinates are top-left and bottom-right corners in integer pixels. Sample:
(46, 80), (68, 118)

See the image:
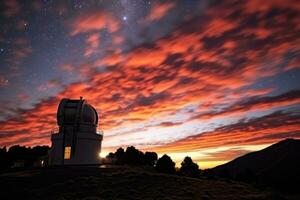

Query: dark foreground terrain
(0, 167), (298, 200)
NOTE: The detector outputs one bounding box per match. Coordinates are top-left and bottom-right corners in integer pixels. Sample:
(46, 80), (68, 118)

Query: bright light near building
(99, 150), (109, 158)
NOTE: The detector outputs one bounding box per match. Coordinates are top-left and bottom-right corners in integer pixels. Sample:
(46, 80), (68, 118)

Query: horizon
(1, 0), (300, 169)
(2, 138), (297, 169)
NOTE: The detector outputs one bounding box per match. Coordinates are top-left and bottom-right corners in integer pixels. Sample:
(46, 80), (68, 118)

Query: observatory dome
(57, 98), (98, 126)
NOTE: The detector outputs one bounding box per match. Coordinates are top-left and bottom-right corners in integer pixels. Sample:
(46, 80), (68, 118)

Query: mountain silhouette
(212, 138), (300, 191)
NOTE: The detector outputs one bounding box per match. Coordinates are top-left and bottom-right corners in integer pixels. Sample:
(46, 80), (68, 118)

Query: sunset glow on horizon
(1, 0), (300, 168)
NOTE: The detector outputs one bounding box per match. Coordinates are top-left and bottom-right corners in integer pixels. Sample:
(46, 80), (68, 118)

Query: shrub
(179, 156), (200, 177)
(155, 154), (176, 174)
(115, 148), (125, 165)
(124, 146), (144, 165)
(144, 152), (158, 166)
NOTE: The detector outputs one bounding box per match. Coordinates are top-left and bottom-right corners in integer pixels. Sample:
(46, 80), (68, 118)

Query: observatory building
(50, 98), (103, 165)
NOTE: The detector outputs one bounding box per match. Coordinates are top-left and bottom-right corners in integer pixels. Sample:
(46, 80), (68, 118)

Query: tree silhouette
(155, 154), (176, 174)
(115, 147), (125, 165)
(124, 146), (144, 165)
(144, 152), (158, 166)
(0, 146), (8, 169)
(105, 147), (158, 166)
(0, 145), (50, 169)
(106, 152), (115, 159)
(180, 156), (200, 177)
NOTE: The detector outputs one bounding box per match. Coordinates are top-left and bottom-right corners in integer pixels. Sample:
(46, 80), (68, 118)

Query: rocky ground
(0, 166), (297, 200)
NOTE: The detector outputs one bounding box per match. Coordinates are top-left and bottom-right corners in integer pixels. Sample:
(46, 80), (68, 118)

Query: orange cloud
(153, 111), (300, 154)
(143, 2), (175, 22)
(94, 52), (124, 66)
(84, 33), (100, 57)
(71, 12), (119, 36)
(112, 34), (124, 46)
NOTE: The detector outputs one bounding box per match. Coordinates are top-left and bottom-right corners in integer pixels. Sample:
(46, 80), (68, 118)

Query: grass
(0, 166), (297, 200)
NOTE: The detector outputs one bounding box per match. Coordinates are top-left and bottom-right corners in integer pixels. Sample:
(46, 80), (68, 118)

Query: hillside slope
(0, 167), (280, 200)
(212, 138), (300, 190)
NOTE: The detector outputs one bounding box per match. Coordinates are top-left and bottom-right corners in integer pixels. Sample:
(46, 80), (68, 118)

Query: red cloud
(0, 97), (59, 146)
(243, 0), (300, 14)
(284, 57), (300, 71)
(94, 51), (124, 66)
(143, 2), (175, 22)
(84, 33), (100, 57)
(112, 34), (124, 46)
(203, 18), (236, 37)
(71, 12), (119, 36)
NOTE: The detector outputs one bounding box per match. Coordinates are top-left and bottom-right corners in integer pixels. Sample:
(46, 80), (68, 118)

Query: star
(0, 48), (4, 52)
(123, 16), (127, 21)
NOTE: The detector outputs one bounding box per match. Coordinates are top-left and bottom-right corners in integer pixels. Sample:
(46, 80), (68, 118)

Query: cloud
(60, 64), (74, 73)
(36, 79), (62, 92)
(135, 92), (169, 107)
(70, 12), (119, 36)
(158, 121), (184, 127)
(153, 110), (300, 154)
(47, 79), (62, 88)
(0, 101), (20, 121)
(4, 37), (32, 75)
(13, 47), (32, 59)
(284, 56), (300, 71)
(143, 2), (175, 22)
(84, 33), (100, 57)
(201, 148), (251, 162)
(193, 90), (300, 120)
(112, 34), (124, 46)
(17, 94), (30, 102)
(94, 51), (124, 66)
(0, 97), (59, 146)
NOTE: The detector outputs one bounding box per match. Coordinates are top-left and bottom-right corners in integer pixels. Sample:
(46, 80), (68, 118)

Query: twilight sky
(0, 0), (300, 168)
